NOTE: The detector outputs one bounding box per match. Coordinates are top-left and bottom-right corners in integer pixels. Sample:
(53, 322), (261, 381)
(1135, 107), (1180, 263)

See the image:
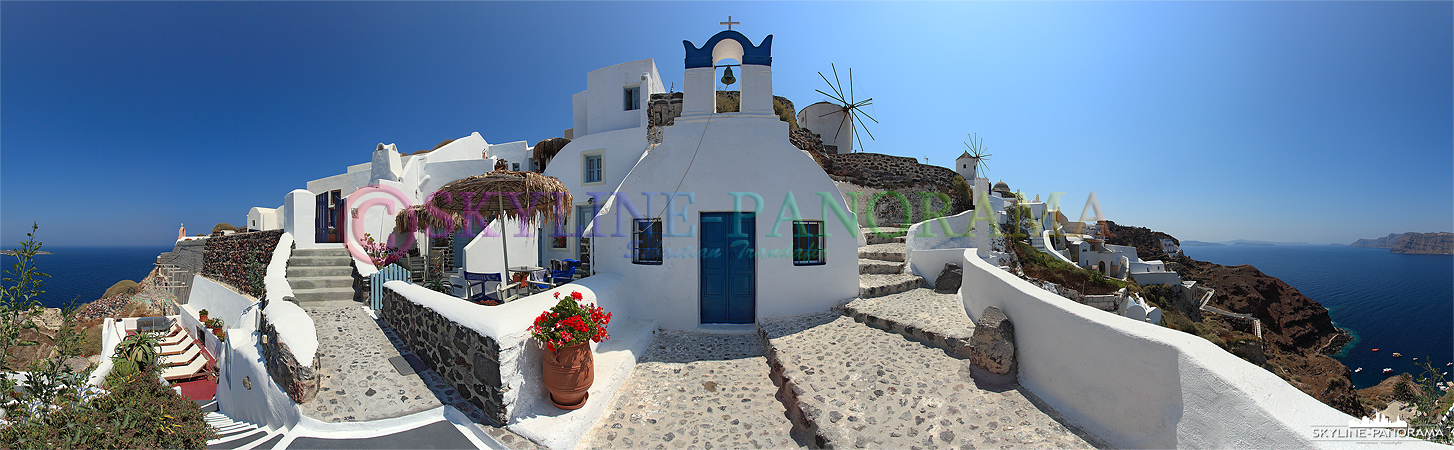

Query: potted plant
(198, 309), (209, 323)
(205, 318), (223, 335)
(527, 291), (611, 410)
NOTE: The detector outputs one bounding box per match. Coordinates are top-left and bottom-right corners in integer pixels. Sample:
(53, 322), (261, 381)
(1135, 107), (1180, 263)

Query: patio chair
(549, 260), (579, 285)
(161, 345), (203, 367)
(458, 272), (503, 304)
(159, 330), (190, 347)
(525, 269), (552, 291)
(161, 355), (211, 381)
(159, 340), (196, 356)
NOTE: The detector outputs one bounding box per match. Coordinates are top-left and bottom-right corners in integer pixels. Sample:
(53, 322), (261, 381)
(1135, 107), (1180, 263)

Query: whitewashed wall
(955, 249), (1370, 448)
(590, 111), (859, 330)
(216, 329), (303, 432)
(186, 276), (256, 334)
(464, 217), (540, 277)
(542, 126), (653, 262)
(283, 189), (319, 249)
(578, 59), (663, 136)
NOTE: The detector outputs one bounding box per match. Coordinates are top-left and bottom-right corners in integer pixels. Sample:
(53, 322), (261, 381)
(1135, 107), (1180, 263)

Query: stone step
(287, 266), (354, 278)
(288, 277), (354, 290)
(292, 248), (351, 257)
(759, 313), (1096, 450)
(858, 258), (905, 275)
(858, 274), (924, 298)
(843, 288), (975, 357)
(288, 256), (353, 267)
(291, 287), (356, 303)
(863, 228), (908, 245)
(858, 243), (906, 262)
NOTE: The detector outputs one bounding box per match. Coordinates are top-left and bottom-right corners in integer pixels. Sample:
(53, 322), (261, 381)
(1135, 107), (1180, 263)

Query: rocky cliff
(1351, 232), (1453, 255)
(1104, 221), (1178, 259)
(1107, 222), (1364, 416)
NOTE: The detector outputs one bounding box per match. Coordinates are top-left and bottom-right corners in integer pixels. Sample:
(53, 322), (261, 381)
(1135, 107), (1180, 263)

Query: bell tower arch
(681, 30), (774, 118)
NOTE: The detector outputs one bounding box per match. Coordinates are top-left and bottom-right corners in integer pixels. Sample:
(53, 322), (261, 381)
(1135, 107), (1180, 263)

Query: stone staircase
(286, 248), (357, 305)
(856, 229), (922, 298)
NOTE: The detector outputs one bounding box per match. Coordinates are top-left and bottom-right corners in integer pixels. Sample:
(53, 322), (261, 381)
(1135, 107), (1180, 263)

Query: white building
(541, 59), (666, 267)
(579, 30), (859, 330)
(262, 131), (530, 273)
(796, 101), (852, 153)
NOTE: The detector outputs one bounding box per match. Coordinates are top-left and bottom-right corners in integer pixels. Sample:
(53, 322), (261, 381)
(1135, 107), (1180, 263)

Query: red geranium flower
(529, 291), (613, 351)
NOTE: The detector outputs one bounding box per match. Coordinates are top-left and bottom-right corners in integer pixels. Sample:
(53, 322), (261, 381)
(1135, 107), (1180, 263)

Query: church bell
(719, 66), (736, 86)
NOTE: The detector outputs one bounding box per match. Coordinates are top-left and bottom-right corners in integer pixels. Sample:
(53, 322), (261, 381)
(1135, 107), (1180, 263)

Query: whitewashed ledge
(383, 274), (656, 450)
(261, 233), (317, 367)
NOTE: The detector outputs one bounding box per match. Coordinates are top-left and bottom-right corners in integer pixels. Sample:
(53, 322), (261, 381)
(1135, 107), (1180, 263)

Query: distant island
(1350, 232), (1454, 255)
(1179, 240), (1312, 247)
(0, 250), (51, 256)
(1179, 240), (1225, 247)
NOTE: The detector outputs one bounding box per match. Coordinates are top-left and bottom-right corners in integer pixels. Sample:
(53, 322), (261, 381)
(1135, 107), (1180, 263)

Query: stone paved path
(579, 331), (804, 450)
(305, 305), (543, 449)
(844, 287), (976, 357)
(762, 312), (1100, 449)
(304, 306), (439, 422)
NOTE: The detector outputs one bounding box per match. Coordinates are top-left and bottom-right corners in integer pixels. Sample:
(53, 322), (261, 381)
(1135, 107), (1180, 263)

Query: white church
(246, 28), (859, 330)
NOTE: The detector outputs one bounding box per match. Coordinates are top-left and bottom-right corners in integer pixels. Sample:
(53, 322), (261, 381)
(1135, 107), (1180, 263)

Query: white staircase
(205, 412), (283, 449)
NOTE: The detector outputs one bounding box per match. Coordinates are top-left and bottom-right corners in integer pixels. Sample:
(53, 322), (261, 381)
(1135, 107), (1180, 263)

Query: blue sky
(3, 2), (1450, 246)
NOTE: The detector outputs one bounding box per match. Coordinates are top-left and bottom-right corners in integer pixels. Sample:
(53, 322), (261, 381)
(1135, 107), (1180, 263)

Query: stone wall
(258, 299), (320, 403)
(823, 153), (968, 227)
(380, 288), (505, 424)
(202, 230), (283, 298)
(834, 181), (955, 228)
(824, 153), (961, 191)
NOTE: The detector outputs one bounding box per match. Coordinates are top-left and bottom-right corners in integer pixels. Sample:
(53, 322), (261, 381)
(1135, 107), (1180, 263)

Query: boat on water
(1354, 367), (1363, 373)
(1383, 368), (1394, 374)
(1372, 348), (1380, 352)
(1392, 353), (1403, 358)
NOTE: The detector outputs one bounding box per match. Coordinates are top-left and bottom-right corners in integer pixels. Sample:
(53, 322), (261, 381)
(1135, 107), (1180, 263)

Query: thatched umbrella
(531, 137), (570, 172)
(396, 170), (572, 279)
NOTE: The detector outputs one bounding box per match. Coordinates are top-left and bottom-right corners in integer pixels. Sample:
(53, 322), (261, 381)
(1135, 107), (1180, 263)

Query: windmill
(815, 64), (877, 153)
(961, 133), (992, 180)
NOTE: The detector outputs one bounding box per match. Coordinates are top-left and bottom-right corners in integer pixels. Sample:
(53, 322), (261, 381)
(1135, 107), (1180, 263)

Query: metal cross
(720, 16), (740, 30)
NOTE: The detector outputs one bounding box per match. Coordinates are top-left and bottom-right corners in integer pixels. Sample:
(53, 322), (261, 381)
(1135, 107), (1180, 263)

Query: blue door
(700, 212), (755, 324)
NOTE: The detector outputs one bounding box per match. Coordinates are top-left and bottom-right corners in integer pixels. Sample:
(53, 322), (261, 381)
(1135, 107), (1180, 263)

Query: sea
(1183, 244), (1453, 389)
(3, 246), (172, 311)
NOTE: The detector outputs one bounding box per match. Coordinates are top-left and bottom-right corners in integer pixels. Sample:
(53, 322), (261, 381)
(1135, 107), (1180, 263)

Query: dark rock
(968, 306), (1015, 375)
(935, 263), (962, 294)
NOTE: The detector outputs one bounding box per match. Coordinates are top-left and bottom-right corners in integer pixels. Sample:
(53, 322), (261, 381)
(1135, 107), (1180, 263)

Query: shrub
(101, 280), (139, 299)
(950, 176), (972, 214)
(2, 368), (215, 448)
(210, 223), (237, 234)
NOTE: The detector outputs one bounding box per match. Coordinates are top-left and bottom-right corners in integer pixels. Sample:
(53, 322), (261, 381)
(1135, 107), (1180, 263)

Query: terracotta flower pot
(199, 313), (208, 323)
(541, 343), (594, 409)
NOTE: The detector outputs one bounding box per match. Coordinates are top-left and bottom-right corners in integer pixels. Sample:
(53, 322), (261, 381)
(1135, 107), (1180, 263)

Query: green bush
(1, 369), (216, 448)
(950, 176), (972, 214)
(102, 279), (139, 299)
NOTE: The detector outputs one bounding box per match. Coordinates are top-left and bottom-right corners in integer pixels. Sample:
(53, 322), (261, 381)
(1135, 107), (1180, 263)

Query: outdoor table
(504, 266), (546, 300)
